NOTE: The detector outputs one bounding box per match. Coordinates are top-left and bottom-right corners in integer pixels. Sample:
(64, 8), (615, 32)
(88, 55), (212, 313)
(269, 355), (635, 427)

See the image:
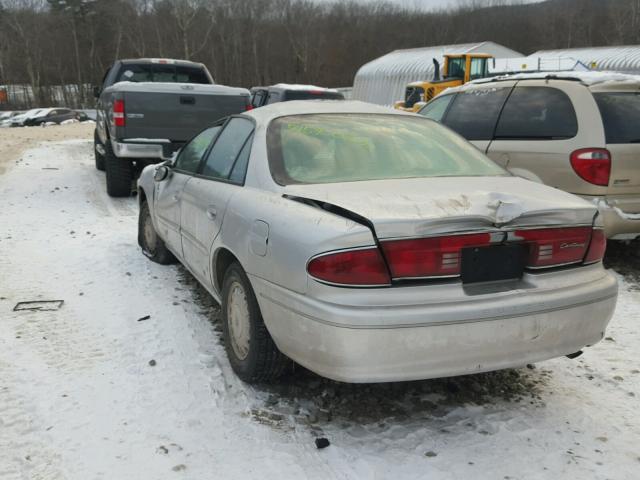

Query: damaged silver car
(137, 101), (617, 384)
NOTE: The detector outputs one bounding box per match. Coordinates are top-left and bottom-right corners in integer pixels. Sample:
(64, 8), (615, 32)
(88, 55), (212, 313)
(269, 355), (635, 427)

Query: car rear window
(593, 92), (640, 144)
(283, 90), (345, 101)
(442, 87), (511, 140)
(495, 87), (578, 140)
(267, 114), (506, 185)
(116, 64), (211, 84)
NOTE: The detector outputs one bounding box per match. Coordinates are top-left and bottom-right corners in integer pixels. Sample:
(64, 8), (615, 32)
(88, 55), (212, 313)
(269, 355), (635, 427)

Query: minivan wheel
(104, 141), (133, 197)
(138, 201), (176, 264)
(222, 262), (289, 383)
(94, 130), (105, 171)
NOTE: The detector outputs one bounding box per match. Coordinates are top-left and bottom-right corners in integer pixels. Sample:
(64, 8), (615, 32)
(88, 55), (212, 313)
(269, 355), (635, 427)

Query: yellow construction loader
(394, 53), (493, 112)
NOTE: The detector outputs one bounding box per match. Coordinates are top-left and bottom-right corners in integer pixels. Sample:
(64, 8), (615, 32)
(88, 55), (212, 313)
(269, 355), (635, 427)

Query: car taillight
(514, 227), (592, 268)
(245, 103), (254, 111)
(307, 248), (390, 286)
(113, 99), (125, 127)
(570, 148), (611, 186)
(584, 228), (606, 264)
(381, 233), (491, 278)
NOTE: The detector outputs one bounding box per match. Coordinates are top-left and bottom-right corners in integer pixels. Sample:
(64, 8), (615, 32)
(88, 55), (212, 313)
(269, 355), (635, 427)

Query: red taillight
(514, 227), (592, 268)
(245, 103), (254, 111)
(113, 99), (125, 127)
(584, 229), (607, 264)
(570, 148), (611, 186)
(307, 248), (390, 286)
(381, 233), (491, 278)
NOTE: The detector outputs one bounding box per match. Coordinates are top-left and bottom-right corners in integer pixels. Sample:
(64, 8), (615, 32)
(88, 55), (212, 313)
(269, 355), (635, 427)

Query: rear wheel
(138, 200), (176, 264)
(94, 130), (105, 171)
(104, 140), (133, 197)
(222, 262), (289, 383)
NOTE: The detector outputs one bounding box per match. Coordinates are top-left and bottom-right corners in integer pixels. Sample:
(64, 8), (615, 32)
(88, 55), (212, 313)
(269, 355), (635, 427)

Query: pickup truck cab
(94, 58), (251, 197)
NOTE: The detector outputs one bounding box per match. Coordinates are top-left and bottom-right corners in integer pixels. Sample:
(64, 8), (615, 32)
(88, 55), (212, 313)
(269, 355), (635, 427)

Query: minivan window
(495, 87), (578, 140)
(283, 90), (345, 101)
(419, 94), (454, 122)
(267, 114), (506, 185)
(593, 92), (640, 144)
(443, 87), (511, 140)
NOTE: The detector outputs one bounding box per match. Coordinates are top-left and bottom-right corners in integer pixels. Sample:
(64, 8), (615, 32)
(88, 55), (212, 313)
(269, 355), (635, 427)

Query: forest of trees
(1, 0), (640, 108)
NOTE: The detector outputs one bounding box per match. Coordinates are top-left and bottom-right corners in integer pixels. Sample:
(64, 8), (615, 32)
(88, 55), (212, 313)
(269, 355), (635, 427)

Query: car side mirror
(154, 165), (171, 182)
(93, 86), (101, 98)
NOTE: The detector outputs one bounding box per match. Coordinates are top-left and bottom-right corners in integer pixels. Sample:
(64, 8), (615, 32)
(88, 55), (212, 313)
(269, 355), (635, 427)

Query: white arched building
(352, 41), (524, 106)
(531, 45), (640, 74)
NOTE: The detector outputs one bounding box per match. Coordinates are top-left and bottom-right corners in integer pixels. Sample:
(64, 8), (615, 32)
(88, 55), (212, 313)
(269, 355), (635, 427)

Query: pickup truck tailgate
(112, 82), (249, 142)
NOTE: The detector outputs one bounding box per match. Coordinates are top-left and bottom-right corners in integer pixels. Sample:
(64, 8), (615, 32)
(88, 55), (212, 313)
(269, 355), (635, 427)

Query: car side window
(228, 134), (254, 184)
(252, 91), (265, 107)
(419, 94), (455, 122)
(201, 118), (254, 181)
(443, 87), (511, 140)
(494, 86), (578, 140)
(174, 127), (220, 174)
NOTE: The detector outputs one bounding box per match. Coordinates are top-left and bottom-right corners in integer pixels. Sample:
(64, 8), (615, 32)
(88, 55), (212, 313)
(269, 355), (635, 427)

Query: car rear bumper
(580, 194), (640, 239)
(251, 267), (618, 383)
(111, 139), (180, 159)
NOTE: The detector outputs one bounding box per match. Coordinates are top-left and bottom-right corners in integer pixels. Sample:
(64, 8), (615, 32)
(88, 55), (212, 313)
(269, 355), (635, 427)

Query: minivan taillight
(584, 228), (607, 264)
(113, 99), (125, 127)
(570, 148), (611, 186)
(307, 248), (390, 286)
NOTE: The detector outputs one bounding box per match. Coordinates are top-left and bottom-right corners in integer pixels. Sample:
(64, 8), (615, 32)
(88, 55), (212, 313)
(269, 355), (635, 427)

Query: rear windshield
(116, 64), (211, 84)
(267, 114), (506, 185)
(593, 92), (640, 144)
(283, 90), (345, 101)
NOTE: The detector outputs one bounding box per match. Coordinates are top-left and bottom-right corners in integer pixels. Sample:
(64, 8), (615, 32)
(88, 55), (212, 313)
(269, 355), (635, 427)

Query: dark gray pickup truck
(94, 58), (251, 197)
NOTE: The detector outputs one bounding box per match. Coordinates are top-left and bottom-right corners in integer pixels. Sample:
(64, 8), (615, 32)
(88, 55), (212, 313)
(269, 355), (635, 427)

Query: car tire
(94, 130), (105, 171)
(138, 200), (176, 265)
(104, 140), (133, 197)
(222, 262), (289, 383)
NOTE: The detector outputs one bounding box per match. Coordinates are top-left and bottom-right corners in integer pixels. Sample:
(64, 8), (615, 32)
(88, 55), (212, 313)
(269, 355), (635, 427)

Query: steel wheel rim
(227, 281), (250, 360)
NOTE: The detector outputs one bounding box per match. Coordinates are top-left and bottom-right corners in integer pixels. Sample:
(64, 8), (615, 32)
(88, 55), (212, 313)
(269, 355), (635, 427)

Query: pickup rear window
(116, 64), (211, 84)
(594, 92), (640, 144)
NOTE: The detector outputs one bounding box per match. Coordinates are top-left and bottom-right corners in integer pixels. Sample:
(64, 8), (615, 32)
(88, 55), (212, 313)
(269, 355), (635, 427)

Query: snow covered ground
(0, 128), (639, 480)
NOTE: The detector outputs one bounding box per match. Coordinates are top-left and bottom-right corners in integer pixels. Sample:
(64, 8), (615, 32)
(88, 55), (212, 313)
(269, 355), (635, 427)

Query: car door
(180, 117), (255, 286)
(154, 126), (220, 258)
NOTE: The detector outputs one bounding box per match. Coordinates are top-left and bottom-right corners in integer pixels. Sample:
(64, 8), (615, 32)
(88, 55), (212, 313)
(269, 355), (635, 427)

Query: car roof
(118, 58), (204, 68)
(242, 100), (413, 123)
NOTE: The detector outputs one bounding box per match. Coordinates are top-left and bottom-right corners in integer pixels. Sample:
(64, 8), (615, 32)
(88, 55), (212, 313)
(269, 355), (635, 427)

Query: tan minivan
(419, 72), (640, 239)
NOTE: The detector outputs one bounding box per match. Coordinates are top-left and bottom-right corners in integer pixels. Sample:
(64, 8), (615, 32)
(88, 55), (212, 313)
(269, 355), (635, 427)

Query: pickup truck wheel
(94, 131), (105, 171)
(104, 141), (133, 197)
(222, 262), (289, 383)
(138, 201), (176, 264)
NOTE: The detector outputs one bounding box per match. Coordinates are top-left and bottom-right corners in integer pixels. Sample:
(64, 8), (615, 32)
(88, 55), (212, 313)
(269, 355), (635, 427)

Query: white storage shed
(532, 45), (640, 75)
(352, 41), (524, 106)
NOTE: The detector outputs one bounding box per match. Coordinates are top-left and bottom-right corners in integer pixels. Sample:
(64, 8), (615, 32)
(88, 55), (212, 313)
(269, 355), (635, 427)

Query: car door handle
(206, 207), (217, 220)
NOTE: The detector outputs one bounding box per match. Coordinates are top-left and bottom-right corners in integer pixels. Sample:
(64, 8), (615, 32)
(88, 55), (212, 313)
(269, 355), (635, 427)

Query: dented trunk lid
(283, 176), (597, 239)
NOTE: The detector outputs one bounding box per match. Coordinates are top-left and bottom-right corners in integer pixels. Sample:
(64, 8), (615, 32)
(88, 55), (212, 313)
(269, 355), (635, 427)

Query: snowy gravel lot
(1, 127), (639, 480)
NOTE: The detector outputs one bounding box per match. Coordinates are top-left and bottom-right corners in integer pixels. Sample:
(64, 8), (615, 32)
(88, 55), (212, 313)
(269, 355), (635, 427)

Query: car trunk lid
(283, 176), (597, 240)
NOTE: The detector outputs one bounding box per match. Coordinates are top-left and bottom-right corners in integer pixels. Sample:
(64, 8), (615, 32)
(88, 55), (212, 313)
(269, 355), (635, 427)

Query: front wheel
(222, 262), (289, 383)
(138, 201), (176, 264)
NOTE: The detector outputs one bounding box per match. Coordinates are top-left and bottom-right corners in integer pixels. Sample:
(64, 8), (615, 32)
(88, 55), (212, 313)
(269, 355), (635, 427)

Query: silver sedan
(137, 101), (617, 384)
